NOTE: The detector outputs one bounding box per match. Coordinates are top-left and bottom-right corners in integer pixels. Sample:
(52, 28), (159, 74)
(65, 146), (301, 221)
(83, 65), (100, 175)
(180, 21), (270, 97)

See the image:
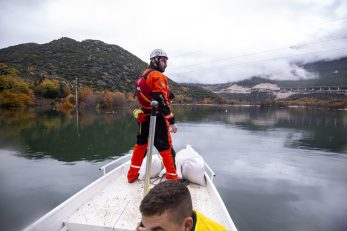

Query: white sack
(139, 155), (164, 179)
(181, 145), (206, 186)
(156, 145), (206, 186)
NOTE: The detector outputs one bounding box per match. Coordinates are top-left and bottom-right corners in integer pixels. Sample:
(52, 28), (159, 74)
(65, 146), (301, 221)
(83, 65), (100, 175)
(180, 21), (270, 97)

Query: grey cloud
(1, 0), (347, 84)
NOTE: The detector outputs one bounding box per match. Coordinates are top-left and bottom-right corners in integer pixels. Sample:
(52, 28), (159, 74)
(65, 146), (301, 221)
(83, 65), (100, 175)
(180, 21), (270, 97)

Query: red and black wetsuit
(127, 65), (177, 182)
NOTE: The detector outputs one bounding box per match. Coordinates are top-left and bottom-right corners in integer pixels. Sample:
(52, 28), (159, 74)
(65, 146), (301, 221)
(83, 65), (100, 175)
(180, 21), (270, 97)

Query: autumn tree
(100, 90), (113, 110)
(112, 91), (126, 107)
(125, 92), (135, 102)
(58, 81), (71, 98)
(0, 63), (35, 108)
(34, 79), (60, 98)
(78, 87), (94, 109)
(31, 76), (70, 99)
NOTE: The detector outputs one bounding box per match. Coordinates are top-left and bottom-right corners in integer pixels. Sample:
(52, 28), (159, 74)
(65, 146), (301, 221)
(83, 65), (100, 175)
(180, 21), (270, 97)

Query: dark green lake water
(0, 106), (347, 231)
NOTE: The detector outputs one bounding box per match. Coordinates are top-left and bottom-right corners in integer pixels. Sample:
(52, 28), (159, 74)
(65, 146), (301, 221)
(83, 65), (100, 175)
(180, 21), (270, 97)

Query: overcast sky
(1, 0), (347, 84)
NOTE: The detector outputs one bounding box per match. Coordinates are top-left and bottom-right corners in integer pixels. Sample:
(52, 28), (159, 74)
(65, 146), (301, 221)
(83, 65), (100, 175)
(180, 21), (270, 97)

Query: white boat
(25, 151), (238, 231)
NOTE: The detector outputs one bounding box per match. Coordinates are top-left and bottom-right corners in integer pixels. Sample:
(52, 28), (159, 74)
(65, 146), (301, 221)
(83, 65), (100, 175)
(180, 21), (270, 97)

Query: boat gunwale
(24, 159), (130, 231)
(204, 171), (237, 231)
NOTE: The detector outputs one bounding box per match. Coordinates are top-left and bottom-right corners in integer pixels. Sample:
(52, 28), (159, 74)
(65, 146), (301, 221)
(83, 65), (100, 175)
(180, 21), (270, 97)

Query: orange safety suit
(127, 68), (177, 183)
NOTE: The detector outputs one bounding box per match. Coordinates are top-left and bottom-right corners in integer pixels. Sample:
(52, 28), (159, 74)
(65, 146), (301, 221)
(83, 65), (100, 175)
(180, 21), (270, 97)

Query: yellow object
(194, 211), (228, 231)
(133, 109), (143, 119)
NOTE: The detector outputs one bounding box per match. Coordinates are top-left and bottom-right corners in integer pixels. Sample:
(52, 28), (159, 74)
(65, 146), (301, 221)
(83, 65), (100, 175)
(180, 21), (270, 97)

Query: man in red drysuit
(127, 49), (178, 183)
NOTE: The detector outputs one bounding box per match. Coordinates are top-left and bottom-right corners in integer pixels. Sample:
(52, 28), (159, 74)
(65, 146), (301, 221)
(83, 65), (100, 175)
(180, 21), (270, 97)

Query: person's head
(140, 181), (193, 231)
(149, 49), (168, 73)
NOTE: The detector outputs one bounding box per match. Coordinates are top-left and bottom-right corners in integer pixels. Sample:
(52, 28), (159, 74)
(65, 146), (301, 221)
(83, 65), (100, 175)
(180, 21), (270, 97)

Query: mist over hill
(181, 57), (347, 106)
(188, 57), (347, 92)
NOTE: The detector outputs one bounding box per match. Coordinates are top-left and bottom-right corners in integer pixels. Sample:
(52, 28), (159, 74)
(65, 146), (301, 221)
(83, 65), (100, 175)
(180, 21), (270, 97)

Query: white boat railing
(99, 153), (217, 182)
(204, 162), (216, 181)
(99, 154), (132, 175)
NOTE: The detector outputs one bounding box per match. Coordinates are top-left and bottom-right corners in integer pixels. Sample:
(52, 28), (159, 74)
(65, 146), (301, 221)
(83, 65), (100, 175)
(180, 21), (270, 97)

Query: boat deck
(25, 154), (237, 231)
(64, 163), (228, 231)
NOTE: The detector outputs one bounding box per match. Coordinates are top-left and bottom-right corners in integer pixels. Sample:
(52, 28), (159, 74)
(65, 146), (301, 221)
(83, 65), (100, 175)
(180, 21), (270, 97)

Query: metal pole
(75, 77), (80, 136)
(75, 77), (78, 110)
(144, 100), (158, 196)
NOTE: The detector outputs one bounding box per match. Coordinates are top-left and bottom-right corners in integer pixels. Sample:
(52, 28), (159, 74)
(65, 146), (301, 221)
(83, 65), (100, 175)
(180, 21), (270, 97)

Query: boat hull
(25, 155), (237, 231)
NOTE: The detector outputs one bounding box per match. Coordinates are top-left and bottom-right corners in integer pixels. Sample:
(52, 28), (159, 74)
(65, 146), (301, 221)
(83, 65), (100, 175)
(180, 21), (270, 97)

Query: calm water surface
(0, 106), (347, 231)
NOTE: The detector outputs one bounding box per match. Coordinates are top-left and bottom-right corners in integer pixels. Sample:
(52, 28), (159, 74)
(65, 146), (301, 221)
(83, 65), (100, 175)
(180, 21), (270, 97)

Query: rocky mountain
(197, 57), (347, 93)
(0, 37), (219, 103)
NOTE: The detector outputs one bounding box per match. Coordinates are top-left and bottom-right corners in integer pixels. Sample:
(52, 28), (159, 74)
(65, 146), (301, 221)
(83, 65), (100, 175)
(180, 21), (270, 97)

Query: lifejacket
(135, 68), (175, 124)
(135, 69), (155, 110)
(193, 211), (228, 231)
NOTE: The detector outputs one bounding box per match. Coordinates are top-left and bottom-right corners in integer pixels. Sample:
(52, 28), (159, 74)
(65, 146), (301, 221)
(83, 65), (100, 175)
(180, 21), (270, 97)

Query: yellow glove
(133, 109), (143, 119)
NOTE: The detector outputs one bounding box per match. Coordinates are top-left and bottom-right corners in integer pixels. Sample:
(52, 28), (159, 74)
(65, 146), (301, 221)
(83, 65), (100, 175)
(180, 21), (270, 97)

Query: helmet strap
(157, 57), (165, 72)
(149, 57), (164, 72)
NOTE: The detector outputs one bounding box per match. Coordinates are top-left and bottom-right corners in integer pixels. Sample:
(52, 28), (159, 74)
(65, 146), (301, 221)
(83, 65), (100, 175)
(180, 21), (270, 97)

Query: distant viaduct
(279, 86), (347, 93)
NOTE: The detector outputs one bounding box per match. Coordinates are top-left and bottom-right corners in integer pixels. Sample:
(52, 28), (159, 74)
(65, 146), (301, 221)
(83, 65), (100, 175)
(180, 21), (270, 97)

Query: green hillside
(0, 37), (147, 92)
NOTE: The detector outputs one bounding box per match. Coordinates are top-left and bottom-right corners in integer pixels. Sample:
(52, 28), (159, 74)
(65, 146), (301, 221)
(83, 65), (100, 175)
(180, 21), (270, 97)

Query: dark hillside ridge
(0, 37), (146, 92)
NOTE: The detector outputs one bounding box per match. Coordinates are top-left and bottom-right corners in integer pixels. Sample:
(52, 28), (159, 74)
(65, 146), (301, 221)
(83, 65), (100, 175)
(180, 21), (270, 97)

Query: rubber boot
(160, 149), (178, 181)
(127, 144), (147, 183)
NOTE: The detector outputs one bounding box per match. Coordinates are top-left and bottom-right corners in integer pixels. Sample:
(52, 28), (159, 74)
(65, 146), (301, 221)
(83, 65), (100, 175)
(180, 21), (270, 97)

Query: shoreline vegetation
(1, 63), (347, 111)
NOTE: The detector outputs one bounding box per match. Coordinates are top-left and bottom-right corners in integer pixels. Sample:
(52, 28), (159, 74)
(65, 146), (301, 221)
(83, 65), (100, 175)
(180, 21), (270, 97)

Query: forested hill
(0, 37), (146, 92)
(0, 37), (219, 103)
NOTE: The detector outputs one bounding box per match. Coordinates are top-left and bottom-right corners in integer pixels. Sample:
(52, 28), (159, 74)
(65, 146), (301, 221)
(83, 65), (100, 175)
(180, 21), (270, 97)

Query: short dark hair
(140, 181), (192, 224)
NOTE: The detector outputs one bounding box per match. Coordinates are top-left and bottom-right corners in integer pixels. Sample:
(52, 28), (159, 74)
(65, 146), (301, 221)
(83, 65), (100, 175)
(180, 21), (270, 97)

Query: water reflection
(173, 122), (347, 231)
(0, 106), (346, 164)
(0, 109), (137, 161)
(173, 105), (347, 153)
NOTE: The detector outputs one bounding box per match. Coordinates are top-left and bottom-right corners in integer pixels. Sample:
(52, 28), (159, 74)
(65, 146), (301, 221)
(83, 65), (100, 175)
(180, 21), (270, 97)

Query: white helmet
(150, 49), (168, 59)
